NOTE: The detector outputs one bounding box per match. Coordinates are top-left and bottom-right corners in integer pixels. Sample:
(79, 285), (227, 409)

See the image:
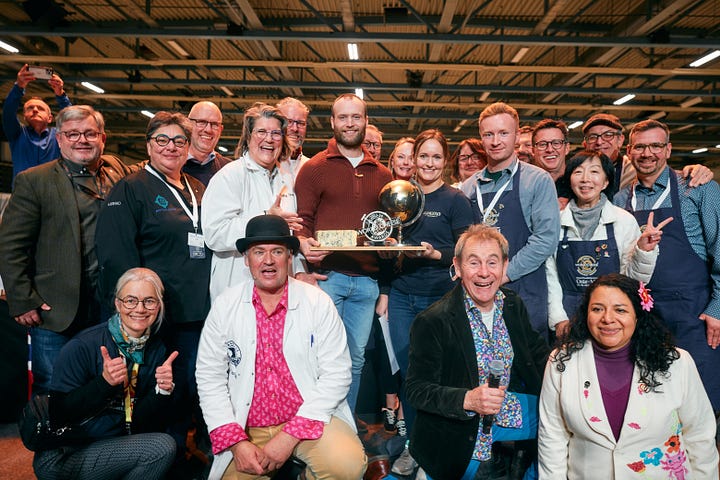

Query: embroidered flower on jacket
(664, 435), (680, 453)
(589, 416), (601, 422)
(583, 389), (589, 398)
(640, 448), (663, 466)
(627, 422), (641, 430)
(627, 461), (646, 473)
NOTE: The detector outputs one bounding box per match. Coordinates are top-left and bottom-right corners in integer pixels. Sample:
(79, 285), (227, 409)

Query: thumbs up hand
(100, 346), (128, 387)
(155, 351), (178, 393)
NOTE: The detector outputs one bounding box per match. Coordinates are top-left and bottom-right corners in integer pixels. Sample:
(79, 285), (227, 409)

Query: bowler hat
(235, 214), (300, 254)
(582, 113), (623, 135)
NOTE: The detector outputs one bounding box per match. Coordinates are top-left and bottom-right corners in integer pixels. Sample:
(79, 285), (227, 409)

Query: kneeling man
(197, 215), (366, 480)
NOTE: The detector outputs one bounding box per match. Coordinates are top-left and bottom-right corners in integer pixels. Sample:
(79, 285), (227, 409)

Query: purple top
(592, 341), (634, 441)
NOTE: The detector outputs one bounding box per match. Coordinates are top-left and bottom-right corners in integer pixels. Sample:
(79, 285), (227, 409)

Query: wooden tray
(309, 245), (426, 251)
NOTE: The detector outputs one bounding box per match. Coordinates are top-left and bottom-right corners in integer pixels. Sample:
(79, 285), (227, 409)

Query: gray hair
(56, 105), (105, 132)
(235, 102), (290, 160)
(114, 267), (165, 331)
(454, 224), (509, 262)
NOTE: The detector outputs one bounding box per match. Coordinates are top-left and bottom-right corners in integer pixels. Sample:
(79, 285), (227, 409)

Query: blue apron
(556, 222), (620, 320)
(625, 171), (720, 409)
(479, 168), (549, 339)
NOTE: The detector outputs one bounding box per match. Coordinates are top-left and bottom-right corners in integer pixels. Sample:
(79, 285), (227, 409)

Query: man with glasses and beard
(614, 119), (720, 422)
(295, 94), (393, 413)
(0, 105), (135, 393)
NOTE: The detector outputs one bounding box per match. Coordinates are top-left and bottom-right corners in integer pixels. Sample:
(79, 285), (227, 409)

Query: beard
(334, 126), (365, 148)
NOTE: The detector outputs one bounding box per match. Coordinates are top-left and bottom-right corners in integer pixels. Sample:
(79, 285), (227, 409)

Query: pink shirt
(209, 284), (323, 454)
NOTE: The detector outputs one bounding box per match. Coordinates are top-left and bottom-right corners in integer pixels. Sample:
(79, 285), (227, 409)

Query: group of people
(0, 63), (718, 480)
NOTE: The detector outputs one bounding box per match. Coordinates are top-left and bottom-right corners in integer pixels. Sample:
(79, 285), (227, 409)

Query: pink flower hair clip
(638, 282), (654, 311)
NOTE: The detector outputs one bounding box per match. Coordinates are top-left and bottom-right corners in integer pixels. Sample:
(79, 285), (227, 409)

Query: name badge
(188, 232), (206, 259)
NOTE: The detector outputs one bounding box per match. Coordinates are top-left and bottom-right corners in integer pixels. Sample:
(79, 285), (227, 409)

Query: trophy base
(309, 245), (425, 252)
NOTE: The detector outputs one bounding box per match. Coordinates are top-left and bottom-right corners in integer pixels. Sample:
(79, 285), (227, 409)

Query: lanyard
(124, 361), (139, 434)
(145, 164), (199, 232)
(630, 179), (671, 212)
(475, 162), (518, 224)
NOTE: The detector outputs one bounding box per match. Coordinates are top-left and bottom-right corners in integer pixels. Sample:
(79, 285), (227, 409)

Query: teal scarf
(107, 313), (149, 365)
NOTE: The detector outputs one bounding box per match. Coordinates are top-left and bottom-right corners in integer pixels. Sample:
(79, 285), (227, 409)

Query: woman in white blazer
(539, 273), (718, 479)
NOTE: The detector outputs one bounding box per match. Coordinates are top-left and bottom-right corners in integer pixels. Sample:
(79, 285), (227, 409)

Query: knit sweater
(295, 138), (392, 276)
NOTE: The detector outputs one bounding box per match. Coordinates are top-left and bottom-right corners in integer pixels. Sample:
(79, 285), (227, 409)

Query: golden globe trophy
(358, 179), (425, 246)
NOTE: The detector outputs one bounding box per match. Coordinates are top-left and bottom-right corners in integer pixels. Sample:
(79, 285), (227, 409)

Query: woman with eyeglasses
(202, 102), (304, 298)
(545, 150), (666, 339)
(446, 138), (487, 188)
(34, 268), (178, 480)
(95, 112), (212, 469)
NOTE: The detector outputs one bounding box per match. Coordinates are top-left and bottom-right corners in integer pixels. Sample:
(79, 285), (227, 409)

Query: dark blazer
(0, 156), (134, 332)
(406, 285), (549, 480)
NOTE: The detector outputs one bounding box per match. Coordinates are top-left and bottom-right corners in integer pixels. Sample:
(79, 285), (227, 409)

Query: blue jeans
(30, 327), (71, 393)
(318, 271), (379, 412)
(388, 288), (442, 432)
(422, 394), (539, 480)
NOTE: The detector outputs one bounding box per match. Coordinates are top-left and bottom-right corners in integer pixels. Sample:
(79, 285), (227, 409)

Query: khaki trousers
(222, 416), (366, 480)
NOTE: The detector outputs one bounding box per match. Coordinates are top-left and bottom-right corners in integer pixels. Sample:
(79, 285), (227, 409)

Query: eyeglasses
(188, 118), (222, 130)
(363, 141), (381, 149)
(253, 129), (284, 141)
(117, 296), (159, 310)
(287, 119), (307, 128)
(629, 142), (667, 154)
(534, 139), (567, 150)
(59, 130), (101, 142)
(458, 153), (481, 163)
(149, 134), (188, 148)
(584, 130), (621, 143)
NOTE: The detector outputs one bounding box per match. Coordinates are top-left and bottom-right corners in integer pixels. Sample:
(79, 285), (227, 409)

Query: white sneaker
(391, 447), (418, 476)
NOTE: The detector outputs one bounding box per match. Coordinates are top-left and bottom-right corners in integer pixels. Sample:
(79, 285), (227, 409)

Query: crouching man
(196, 214), (366, 480)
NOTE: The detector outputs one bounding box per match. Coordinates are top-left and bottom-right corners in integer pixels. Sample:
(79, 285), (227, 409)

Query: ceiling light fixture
(355, 88), (364, 99)
(167, 40), (190, 57)
(347, 43), (359, 61)
(0, 40), (19, 53)
(689, 50), (720, 68)
(141, 110), (154, 118)
(692, 147), (708, 154)
(510, 47), (529, 64)
(679, 96), (702, 109)
(81, 81), (104, 94)
(613, 94), (636, 106)
(567, 121), (583, 130)
(220, 86), (234, 97)
(217, 146), (228, 153)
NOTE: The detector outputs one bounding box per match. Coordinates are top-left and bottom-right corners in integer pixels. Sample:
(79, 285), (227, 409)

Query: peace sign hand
(637, 211), (673, 252)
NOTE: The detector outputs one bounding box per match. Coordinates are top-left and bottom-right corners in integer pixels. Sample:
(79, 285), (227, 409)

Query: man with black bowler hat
(196, 214), (366, 480)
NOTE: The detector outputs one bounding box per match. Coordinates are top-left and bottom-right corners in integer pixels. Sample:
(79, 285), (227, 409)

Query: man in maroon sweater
(295, 94), (392, 412)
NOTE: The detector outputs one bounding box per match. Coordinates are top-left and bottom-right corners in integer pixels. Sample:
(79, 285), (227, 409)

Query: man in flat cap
(196, 215), (366, 480)
(582, 112), (712, 192)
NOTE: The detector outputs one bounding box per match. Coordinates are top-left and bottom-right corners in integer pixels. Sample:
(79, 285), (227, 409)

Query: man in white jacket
(196, 215), (366, 480)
